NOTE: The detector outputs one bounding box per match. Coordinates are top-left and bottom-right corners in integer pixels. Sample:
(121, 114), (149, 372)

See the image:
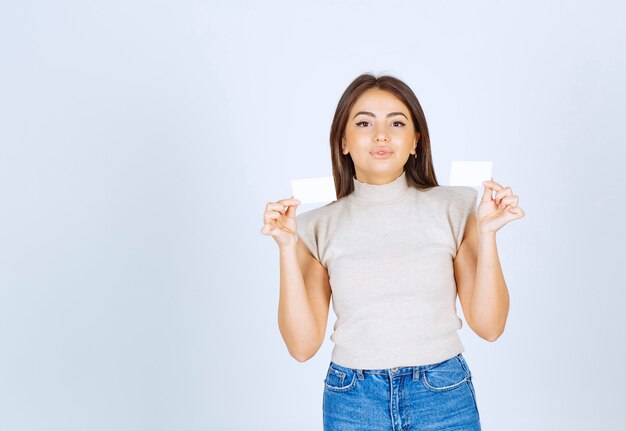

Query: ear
(342, 138), (349, 155)
(412, 131), (420, 154)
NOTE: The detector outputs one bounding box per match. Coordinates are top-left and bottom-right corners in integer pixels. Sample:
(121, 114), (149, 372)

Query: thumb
(285, 196), (301, 217)
(481, 179), (493, 202)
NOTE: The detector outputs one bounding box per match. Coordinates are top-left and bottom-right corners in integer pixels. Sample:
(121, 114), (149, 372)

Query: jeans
(322, 353), (481, 431)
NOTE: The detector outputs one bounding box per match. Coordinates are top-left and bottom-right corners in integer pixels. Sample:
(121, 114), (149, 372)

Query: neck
(349, 170), (411, 204)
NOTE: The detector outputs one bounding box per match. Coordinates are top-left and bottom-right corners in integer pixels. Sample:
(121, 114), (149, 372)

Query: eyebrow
(353, 111), (408, 120)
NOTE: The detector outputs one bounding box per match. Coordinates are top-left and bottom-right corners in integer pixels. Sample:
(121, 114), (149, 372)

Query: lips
(370, 149), (393, 159)
(369, 146), (393, 154)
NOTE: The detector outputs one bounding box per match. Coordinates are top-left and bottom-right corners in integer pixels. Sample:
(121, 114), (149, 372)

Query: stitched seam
(421, 375), (469, 392)
(324, 371), (357, 392)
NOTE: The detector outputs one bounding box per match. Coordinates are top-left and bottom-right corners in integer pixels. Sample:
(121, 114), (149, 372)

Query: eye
(392, 121), (406, 127)
(356, 121), (370, 127)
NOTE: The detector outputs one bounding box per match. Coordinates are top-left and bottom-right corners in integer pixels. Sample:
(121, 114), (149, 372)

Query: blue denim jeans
(323, 353), (481, 430)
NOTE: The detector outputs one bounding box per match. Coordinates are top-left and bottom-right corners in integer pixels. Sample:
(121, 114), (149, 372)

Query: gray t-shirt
(295, 170), (478, 369)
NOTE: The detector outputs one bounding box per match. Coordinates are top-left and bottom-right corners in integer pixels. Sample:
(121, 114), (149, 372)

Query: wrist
(478, 231), (497, 243)
(279, 238), (298, 253)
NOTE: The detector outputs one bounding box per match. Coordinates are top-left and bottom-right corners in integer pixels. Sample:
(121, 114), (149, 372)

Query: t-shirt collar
(349, 170), (411, 204)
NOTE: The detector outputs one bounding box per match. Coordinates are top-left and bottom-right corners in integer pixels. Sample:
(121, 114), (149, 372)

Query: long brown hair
(330, 73), (439, 200)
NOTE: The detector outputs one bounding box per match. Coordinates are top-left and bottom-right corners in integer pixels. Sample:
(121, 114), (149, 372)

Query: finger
(507, 206), (525, 218)
(285, 201), (300, 218)
(481, 180), (494, 202)
(482, 178), (504, 195)
(264, 211), (286, 225)
(264, 207), (284, 220)
(260, 223), (279, 235)
(266, 200), (299, 216)
(268, 219), (296, 236)
(493, 189), (510, 208)
(494, 187), (512, 206)
(486, 178), (504, 191)
(277, 223), (296, 235)
(266, 202), (289, 215)
(499, 195), (518, 210)
(266, 197), (301, 213)
(276, 196), (302, 206)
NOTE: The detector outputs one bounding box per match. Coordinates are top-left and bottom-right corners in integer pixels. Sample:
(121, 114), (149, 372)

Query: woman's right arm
(277, 238), (331, 362)
(261, 198), (331, 362)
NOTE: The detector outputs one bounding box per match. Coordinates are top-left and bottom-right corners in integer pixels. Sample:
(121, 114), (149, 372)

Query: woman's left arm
(454, 179), (526, 342)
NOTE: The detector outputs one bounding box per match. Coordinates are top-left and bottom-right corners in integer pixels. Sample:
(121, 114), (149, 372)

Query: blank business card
(449, 161), (493, 187)
(291, 176), (337, 204)
(291, 161), (494, 204)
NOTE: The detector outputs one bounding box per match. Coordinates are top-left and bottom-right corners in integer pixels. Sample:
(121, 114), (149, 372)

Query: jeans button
(391, 367), (398, 372)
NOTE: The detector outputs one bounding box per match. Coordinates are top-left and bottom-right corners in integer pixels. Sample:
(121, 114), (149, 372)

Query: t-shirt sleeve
(451, 187), (479, 254)
(295, 211), (323, 265)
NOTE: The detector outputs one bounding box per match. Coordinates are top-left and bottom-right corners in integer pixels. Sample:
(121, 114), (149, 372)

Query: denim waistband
(327, 353), (467, 380)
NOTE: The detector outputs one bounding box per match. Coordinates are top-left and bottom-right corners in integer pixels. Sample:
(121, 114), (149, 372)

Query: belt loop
(413, 366), (421, 381)
(457, 354), (471, 378)
(357, 369), (364, 380)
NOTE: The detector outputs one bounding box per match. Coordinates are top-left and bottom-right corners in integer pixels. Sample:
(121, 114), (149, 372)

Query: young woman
(261, 74), (525, 430)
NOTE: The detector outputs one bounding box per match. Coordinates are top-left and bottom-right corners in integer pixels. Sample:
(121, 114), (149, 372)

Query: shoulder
(295, 199), (344, 265)
(296, 198), (344, 228)
(436, 185), (478, 197)
(432, 185), (478, 205)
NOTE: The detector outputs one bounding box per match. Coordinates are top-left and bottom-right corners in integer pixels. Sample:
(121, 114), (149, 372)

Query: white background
(1, 1), (624, 429)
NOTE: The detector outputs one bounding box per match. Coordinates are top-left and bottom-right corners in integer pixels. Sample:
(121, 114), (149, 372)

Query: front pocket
(421, 355), (470, 392)
(324, 365), (357, 392)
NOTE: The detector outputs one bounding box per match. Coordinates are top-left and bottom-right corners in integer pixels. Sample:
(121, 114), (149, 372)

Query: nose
(373, 123), (390, 142)
(374, 129), (389, 142)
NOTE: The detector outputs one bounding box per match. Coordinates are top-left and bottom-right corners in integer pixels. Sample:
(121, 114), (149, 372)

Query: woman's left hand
(476, 179), (525, 235)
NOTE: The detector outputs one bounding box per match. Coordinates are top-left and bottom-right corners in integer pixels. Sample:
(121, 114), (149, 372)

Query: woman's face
(342, 88), (419, 184)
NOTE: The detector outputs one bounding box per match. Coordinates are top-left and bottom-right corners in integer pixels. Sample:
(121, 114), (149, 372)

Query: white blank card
(291, 176), (337, 204)
(291, 161), (494, 204)
(449, 161), (493, 186)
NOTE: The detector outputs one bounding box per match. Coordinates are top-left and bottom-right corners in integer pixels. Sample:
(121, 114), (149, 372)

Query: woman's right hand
(260, 196), (301, 248)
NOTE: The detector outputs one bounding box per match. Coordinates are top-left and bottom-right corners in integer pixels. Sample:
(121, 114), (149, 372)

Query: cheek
(393, 129), (414, 140)
(348, 140), (371, 154)
(352, 148), (368, 158)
